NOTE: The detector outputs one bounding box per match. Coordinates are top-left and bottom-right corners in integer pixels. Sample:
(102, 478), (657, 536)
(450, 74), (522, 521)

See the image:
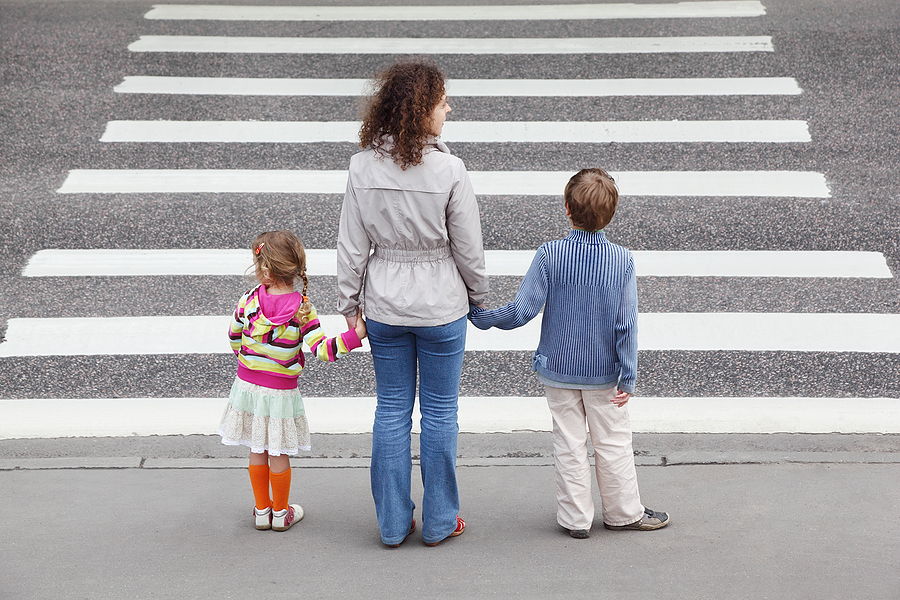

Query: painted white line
(56, 170), (831, 198)
(22, 249), (893, 279)
(3, 313), (900, 357)
(100, 120), (812, 144)
(127, 35), (774, 55)
(114, 76), (803, 97)
(3, 396), (898, 439)
(145, 2), (767, 22)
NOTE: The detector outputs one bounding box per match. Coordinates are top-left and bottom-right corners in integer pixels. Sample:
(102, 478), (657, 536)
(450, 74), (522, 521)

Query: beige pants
(544, 385), (644, 530)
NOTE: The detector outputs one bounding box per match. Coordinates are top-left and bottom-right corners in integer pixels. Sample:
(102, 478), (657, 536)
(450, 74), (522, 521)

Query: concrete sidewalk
(2, 445), (899, 599)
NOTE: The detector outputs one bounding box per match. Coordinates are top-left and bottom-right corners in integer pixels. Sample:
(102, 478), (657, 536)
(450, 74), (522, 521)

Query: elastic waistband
(373, 245), (452, 263)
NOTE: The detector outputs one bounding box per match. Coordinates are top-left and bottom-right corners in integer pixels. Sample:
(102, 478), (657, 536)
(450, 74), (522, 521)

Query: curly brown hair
(359, 60), (446, 170)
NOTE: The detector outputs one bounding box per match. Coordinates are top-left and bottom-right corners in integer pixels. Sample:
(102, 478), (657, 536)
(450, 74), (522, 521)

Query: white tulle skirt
(217, 377), (311, 455)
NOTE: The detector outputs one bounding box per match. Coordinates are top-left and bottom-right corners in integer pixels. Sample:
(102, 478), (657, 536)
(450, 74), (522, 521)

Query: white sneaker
(255, 507), (272, 530)
(272, 504), (304, 531)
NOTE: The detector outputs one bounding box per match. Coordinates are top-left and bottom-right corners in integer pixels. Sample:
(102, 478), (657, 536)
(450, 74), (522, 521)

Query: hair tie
(255, 242), (265, 255)
(302, 295), (309, 303)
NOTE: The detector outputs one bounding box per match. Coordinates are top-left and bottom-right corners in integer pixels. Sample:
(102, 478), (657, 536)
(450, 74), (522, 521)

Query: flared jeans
(367, 316), (466, 545)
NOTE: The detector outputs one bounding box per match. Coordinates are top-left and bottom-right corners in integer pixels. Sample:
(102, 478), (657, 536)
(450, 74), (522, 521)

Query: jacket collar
(373, 134), (451, 156)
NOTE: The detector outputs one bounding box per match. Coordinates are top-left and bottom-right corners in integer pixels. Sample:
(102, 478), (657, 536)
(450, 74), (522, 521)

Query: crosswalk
(21, 249), (893, 278)
(113, 76), (804, 96)
(99, 119), (812, 143)
(142, 2), (769, 21)
(127, 35), (775, 54)
(5, 313), (900, 357)
(57, 170), (831, 196)
(4, 0), (898, 440)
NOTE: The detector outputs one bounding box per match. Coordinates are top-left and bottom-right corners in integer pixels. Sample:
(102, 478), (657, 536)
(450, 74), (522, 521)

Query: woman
(336, 60), (489, 547)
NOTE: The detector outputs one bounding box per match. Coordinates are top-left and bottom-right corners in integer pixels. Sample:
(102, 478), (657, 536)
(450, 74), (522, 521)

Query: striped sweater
(229, 285), (362, 389)
(469, 230), (637, 392)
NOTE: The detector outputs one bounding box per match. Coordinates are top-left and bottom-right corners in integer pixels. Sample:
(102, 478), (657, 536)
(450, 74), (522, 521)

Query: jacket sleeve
(228, 297), (245, 355)
(469, 248), (547, 330)
(446, 161), (489, 306)
(614, 253), (638, 393)
(300, 305), (363, 362)
(336, 167), (371, 318)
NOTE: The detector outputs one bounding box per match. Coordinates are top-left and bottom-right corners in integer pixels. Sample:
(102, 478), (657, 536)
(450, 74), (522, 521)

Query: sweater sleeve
(614, 254), (638, 393)
(469, 248), (548, 330)
(447, 161), (489, 306)
(300, 305), (363, 362)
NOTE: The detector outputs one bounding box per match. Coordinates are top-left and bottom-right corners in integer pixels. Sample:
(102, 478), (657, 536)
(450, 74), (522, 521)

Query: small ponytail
(296, 270), (313, 325)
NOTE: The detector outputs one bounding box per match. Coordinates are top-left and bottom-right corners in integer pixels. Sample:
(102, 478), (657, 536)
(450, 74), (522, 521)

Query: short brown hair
(359, 59), (446, 170)
(564, 168), (619, 232)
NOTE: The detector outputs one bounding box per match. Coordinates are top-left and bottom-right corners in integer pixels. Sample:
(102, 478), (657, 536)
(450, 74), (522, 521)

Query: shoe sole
(604, 516), (670, 531)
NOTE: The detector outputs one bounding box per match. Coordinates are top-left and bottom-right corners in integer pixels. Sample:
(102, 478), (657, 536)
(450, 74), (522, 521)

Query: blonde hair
(564, 168), (619, 232)
(250, 230), (313, 324)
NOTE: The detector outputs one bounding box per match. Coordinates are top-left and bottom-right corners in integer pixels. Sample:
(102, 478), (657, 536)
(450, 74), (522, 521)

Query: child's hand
(354, 310), (367, 340)
(611, 390), (631, 407)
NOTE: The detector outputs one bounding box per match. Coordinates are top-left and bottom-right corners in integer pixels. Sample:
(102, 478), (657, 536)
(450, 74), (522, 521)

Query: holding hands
(348, 309), (367, 340)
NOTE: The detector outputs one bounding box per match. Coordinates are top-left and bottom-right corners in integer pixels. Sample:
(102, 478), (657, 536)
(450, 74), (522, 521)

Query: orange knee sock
(269, 467), (292, 512)
(249, 464), (272, 511)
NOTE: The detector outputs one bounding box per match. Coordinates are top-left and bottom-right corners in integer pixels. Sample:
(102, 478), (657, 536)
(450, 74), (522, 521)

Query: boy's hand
(353, 310), (367, 340)
(611, 390), (631, 407)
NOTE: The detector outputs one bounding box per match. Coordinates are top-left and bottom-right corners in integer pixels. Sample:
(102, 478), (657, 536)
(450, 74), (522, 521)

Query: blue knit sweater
(469, 230), (637, 393)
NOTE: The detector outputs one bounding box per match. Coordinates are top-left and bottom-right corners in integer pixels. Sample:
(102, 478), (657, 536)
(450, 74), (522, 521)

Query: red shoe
(425, 516), (465, 546)
(385, 518), (416, 548)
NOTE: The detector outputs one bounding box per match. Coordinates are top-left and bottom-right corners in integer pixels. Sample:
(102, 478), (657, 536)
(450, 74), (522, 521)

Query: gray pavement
(2, 434), (899, 599)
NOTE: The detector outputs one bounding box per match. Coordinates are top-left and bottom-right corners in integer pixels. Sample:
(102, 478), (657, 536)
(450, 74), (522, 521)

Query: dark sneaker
(604, 508), (670, 531)
(568, 529), (590, 539)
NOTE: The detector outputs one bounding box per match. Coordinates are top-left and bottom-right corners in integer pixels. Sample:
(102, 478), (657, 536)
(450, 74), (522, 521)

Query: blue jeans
(367, 316), (466, 545)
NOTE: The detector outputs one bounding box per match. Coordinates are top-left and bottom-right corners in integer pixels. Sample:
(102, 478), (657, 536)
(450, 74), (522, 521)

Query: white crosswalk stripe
(4, 313), (900, 357)
(113, 76), (804, 97)
(21, 249), (893, 279)
(144, 2), (767, 22)
(127, 35), (774, 54)
(99, 119), (812, 144)
(5, 396), (899, 439)
(57, 169), (832, 197)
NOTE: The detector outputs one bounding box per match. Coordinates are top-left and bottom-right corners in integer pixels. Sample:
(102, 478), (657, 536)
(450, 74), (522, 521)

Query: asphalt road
(2, 0), (900, 439)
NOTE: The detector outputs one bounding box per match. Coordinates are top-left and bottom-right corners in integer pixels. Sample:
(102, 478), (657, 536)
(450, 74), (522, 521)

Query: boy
(469, 168), (669, 539)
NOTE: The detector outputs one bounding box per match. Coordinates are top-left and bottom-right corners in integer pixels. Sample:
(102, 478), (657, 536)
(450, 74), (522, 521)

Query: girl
(336, 60), (489, 547)
(219, 230), (366, 531)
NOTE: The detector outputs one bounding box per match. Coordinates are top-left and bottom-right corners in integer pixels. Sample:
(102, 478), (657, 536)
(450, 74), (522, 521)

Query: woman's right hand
(353, 310), (367, 340)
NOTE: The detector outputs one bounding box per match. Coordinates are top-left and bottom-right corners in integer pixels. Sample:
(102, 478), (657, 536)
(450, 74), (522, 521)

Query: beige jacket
(336, 139), (489, 327)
